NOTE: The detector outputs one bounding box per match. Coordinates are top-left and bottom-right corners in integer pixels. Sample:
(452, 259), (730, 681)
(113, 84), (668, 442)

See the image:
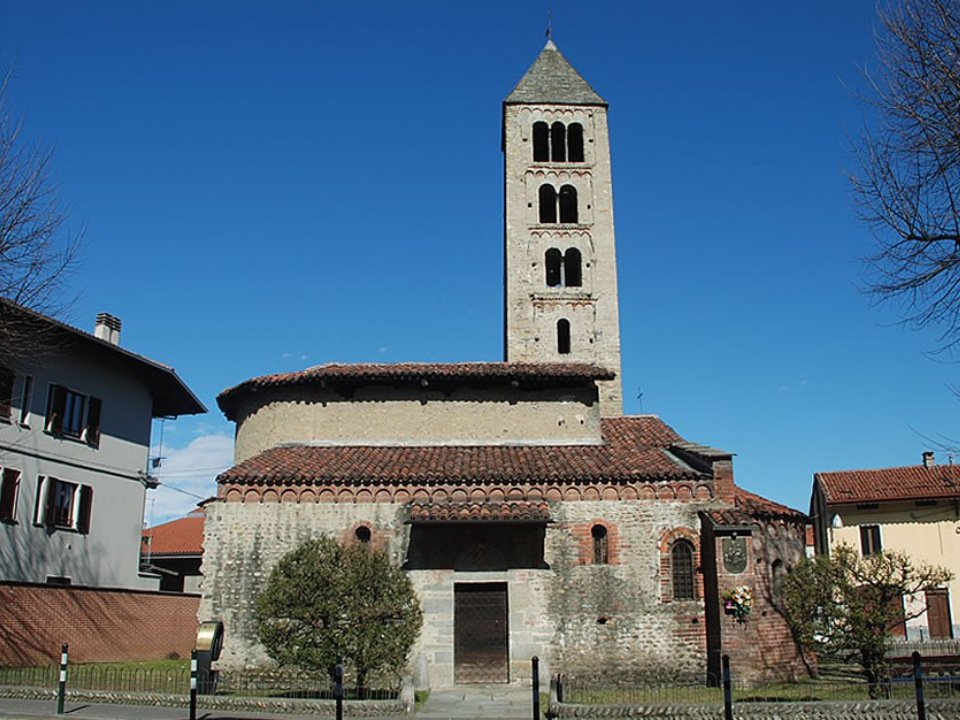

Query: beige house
(811, 452), (959, 641)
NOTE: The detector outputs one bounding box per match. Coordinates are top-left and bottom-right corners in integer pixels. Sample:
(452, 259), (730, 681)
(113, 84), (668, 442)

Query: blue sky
(3, 1), (955, 523)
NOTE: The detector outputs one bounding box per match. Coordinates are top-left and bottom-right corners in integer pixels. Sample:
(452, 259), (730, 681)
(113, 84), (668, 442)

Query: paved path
(0, 684), (540, 720)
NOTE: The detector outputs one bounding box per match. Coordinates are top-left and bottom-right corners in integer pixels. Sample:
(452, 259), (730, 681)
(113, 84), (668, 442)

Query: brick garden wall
(0, 581), (200, 666)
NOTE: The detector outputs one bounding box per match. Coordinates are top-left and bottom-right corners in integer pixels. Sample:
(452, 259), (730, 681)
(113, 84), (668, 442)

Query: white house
(0, 299), (205, 590)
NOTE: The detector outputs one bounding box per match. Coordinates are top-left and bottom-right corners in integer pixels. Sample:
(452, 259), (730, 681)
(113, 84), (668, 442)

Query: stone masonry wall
(231, 385), (602, 465)
(202, 494), (718, 686)
(546, 500), (708, 682)
(200, 500), (409, 669)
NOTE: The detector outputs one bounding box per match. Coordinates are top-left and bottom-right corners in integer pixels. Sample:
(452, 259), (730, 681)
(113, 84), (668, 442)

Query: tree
(851, 0), (960, 350)
(254, 536), (423, 693)
(781, 544), (953, 696)
(0, 62), (82, 358)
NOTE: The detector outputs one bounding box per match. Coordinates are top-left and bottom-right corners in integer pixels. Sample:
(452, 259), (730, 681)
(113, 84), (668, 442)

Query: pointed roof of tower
(505, 40), (605, 106)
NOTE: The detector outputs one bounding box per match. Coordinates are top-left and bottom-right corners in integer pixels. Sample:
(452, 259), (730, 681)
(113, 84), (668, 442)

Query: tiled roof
(505, 40), (605, 105)
(217, 415), (703, 486)
(815, 464), (960, 504)
(702, 487), (808, 527)
(735, 487), (808, 521)
(217, 361), (615, 420)
(142, 511), (204, 556)
(702, 506), (754, 527)
(408, 501), (550, 523)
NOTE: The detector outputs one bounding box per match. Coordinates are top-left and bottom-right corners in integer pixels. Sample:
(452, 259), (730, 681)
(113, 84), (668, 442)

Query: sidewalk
(0, 684), (539, 720)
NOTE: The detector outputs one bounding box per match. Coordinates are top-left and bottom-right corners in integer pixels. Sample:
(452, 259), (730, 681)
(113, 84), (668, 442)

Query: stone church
(201, 40), (808, 687)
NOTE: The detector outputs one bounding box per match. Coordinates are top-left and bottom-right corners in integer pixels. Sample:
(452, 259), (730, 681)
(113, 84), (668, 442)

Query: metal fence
(0, 663), (398, 700)
(554, 654), (960, 710)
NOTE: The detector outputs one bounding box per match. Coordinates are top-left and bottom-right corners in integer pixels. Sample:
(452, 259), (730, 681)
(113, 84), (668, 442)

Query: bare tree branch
(852, 0), (960, 351)
(0, 61), (83, 362)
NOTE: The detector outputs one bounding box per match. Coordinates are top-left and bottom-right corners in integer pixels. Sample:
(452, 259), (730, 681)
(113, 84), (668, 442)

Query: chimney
(94, 313), (122, 345)
(922, 451), (935, 469)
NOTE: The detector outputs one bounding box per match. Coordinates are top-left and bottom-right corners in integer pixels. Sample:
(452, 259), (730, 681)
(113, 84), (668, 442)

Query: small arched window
(550, 122), (567, 162)
(564, 248), (582, 287)
(532, 122), (549, 162)
(539, 185), (558, 224)
(545, 249), (562, 287)
(557, 319), (571, 355)
(592, 524), (608, 564)
(568, 123), (584, 162)
(558, 185), (578, 223)
(672, 540), (695, 600)
(355, 526), (372, 544)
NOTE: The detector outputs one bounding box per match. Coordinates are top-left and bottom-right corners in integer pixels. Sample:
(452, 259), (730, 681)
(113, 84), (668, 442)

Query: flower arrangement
(723, 585), (753, 623)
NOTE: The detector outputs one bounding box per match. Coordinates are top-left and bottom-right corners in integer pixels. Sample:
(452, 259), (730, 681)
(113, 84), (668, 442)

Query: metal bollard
(722, 654), (732, 720)
(913, 651), (926, 720)
(56, 644), (68, 715)
(531, 656), (540, 720)
(334, 661), (344, 720)
(189, 649), (198, 720)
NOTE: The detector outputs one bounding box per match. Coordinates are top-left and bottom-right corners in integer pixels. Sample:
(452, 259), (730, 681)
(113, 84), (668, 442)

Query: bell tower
(503, 41), (623, 416)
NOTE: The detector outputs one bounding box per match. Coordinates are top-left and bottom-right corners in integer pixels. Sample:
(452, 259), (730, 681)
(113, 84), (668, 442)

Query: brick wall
(703, 519), (811, 684)
(0, 581), (200, 666)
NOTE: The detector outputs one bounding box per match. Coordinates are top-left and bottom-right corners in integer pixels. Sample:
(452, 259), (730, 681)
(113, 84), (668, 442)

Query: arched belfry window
(564, 248), (582, 287)
(539, 184), (579, 224)
(557, 319), (571, 355)
(545, 249), (562, 287)
(568, 123), (584, 162)
(532, 121), (586, 163)
(545, 248), (583, 288)
(539, 185), (557, 223)
(672, 540), (696, 600)
(559, 185), (578, 223)
(533, 122), (549, 162)
(592, 524), (608, 565)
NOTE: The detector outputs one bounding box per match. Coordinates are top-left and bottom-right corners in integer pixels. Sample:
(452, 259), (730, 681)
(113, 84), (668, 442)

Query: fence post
(722, 654), (732, 720)
(56, 643), (68, 715)
(913, 651), (926, 720)
(189, 649), (197, 720)
(531, 656), (540, 720)
(334, 660), (344, 720)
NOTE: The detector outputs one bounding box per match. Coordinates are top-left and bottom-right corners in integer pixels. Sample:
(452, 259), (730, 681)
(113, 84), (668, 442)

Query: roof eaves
(0, 297), (206, 417)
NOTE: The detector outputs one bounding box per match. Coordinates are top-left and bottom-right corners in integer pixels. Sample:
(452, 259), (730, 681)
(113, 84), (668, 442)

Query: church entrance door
(454, 582), (509, 683)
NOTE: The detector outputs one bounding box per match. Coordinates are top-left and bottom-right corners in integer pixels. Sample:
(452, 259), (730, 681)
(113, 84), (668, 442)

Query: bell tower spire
(502, 41), (623, 416)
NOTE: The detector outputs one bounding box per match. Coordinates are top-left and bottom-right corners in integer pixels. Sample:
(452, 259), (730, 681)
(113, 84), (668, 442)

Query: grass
(559, 662), (960, 706)
(0, 659), (190, 694)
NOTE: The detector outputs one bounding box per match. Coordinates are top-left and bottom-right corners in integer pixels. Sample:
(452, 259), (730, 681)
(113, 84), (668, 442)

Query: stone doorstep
(0, 687), (409, 717)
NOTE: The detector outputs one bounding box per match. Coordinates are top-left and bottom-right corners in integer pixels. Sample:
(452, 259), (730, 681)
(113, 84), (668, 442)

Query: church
(200, 40), (808, 687)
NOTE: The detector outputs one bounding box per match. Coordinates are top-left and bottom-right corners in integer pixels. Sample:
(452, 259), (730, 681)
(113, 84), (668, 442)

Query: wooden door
(454, 583), (508, 683)
(926, 590), (954, 639)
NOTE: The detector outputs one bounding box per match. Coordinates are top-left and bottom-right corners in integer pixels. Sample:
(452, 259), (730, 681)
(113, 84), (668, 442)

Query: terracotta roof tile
(815, 464), (960, 504)
(217, 361), (615, 419)
(702, 507), (755, 527)
(217, 415), (702, 487)
(409, 501), (550, 523)
(142, 512), (204, 556)
(702, 487), (807, 528)
(735, 486), (808, 521)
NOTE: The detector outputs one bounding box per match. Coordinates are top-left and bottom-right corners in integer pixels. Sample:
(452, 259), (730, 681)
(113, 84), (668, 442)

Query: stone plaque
(722, 537), (748, 574)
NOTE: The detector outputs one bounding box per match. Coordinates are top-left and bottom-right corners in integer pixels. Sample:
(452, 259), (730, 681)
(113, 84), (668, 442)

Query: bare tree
(852, 0), (960, 350)
(0, 61), (82, 358)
